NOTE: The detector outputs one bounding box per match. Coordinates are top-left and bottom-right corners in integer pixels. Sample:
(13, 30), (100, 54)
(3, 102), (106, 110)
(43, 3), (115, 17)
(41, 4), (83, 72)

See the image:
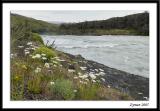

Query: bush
(51, 79), (75, 100)
(31, 33), (44, 44)
(33, 46), (56, 59)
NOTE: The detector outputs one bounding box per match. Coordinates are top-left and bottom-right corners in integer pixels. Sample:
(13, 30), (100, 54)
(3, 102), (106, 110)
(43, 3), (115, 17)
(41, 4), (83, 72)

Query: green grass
(50, 79), (75, 100)
(76, 83), (100, 100)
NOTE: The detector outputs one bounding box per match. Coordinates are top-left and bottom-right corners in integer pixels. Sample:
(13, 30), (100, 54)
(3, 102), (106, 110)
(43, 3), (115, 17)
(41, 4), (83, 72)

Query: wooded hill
(59, 12), (149, 36)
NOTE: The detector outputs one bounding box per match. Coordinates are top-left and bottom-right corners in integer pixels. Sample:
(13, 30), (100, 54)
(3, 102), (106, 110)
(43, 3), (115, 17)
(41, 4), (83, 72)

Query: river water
(41, 35), (149, 78)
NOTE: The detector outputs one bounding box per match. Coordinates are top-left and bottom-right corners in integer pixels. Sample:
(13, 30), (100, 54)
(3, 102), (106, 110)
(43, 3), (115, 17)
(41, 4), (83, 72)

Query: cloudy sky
(11, 10), (145, 23)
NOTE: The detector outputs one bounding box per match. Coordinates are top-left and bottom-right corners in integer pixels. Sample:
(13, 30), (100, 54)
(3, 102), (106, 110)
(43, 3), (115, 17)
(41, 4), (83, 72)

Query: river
(41, 35), (149, 78)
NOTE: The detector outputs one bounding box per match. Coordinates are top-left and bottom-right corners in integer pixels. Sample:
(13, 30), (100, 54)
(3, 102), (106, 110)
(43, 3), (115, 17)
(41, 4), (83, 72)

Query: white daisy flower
(53, 64), (57, 67)
(80, 67), (87, 71)
(27, 42), (32, 45)
(79, 74), (88, 79)
(52, 61), (58, 64)
(74, 76), (78, 79)
(68, 69), (75, 73)
(35, 67), (41, 73)
(25, 51), (30, 55)
(35, 54), (41, 58)
(18, 46), (24, 48)
(78, 72), (82, 76)
(41, 53), (46, 56)
(42, 57), (47, 60)
(73, 90), (77, 93)
(50, 81), (55, 85)
(44, 63), (50, 68)
(89, 73), (96, 79)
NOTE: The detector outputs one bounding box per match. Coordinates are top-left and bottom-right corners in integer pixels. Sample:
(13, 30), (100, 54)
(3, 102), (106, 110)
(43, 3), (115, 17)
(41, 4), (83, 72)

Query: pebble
(101, 78), (105, 82)
(143, 97), (148, 100)
(99, 68), (104, 72)
(138, 92), (143, 95)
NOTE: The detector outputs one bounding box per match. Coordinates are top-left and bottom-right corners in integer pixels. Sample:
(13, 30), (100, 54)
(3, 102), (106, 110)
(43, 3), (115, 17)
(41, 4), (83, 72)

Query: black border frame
(1, 0), (159, 110)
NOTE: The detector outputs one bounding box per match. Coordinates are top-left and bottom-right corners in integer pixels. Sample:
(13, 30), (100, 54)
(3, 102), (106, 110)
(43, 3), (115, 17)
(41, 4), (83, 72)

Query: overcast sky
(11, 10), (145, 23)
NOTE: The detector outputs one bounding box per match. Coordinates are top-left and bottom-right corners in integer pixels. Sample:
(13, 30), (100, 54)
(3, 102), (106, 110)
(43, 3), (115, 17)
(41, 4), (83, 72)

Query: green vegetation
(11, 13), (58, 34)
(31, 33), (44, 44)
(33, 46), (57, 59)
(59, 12), (149, 36)
(76, 83), (100, 100)
(50, 79), (75, 100)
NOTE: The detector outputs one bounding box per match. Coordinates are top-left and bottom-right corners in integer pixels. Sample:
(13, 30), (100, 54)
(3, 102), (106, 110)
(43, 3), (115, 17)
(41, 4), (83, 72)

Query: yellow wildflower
(22, 65), (27, 70)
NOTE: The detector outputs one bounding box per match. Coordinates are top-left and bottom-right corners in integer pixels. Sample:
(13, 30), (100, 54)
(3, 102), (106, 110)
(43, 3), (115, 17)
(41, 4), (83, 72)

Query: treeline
(59, 12), (149, 36)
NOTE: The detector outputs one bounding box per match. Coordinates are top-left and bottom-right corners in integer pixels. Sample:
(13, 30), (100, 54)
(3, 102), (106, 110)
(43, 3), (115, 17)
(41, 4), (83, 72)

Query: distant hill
(59, 12), (149, 36)
(47, 21), (66, 25)
(11, 13), (58, 34)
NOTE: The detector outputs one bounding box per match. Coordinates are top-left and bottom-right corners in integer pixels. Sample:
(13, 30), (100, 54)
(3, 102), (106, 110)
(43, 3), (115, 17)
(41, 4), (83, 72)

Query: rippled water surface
(42, 35), (149, 78)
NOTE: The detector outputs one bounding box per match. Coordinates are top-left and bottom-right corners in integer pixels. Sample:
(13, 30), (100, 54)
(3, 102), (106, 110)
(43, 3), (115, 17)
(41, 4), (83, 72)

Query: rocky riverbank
(63, 52), (149, 100)
(11, 39), (149, 101)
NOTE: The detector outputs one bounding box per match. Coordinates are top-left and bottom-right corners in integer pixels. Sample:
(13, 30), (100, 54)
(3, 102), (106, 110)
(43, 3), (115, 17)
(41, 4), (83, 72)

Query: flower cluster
(35, 67), (41, 73)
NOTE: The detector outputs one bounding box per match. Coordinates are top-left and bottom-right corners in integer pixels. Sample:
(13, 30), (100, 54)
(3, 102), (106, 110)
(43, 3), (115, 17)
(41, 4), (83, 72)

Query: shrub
(33, 46), (56, 59)
(51, 79), (75, 100)
(31, 33), (44, 44)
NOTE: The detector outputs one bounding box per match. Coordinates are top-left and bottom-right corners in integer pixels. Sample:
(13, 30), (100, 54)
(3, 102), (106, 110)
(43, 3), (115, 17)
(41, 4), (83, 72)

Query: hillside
(59, 12), (149, 36)
(11, 13), (58, 34)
